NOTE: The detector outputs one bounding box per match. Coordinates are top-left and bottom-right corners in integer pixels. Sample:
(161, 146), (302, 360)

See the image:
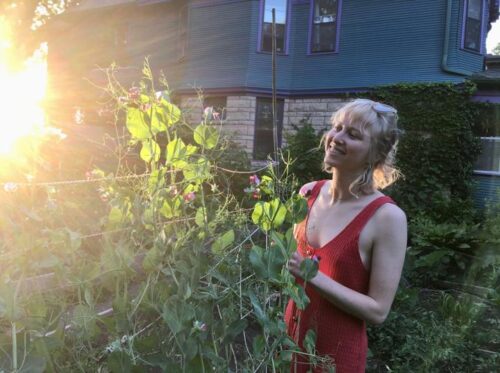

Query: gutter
(442, 0), (474, 76)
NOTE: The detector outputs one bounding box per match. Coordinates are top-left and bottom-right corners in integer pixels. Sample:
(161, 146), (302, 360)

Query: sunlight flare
(0, 42), (48, 154)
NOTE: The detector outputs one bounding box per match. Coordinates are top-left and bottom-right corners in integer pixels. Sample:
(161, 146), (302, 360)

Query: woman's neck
(329, 170), (374, 203)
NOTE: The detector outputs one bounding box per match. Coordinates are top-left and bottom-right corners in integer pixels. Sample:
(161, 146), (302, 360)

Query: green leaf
(140, 139), (161, 163)
(160, 197), (182, 218)
(159, 98), (181, 126)
(107, 351), (133, 373)
(195, 207), (205, 227)
(223, 318), (248, 343)
(283, 284), (309, 310)
(249, 245), (287, 281)
(182, 157), (211, 182)
(303, 329), (317, 355)
(193, 124), (219, 149)
(212, 229), (235, 254)
(166, 137), (194, 169)
(162, 304), (182, 335)
(126, 107), (151, 139)
(143, 246), (161, 273)
(248, 291), (268, 325)
(72, 305), (98, 338)
(300, 258), (319, 281)
(252, 199), (287, 231)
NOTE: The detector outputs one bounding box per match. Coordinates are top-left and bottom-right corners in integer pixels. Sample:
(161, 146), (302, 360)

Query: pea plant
(0, 65), (328, 372)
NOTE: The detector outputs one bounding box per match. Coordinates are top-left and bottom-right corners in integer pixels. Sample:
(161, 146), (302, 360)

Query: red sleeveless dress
(284, 180), (395, 373)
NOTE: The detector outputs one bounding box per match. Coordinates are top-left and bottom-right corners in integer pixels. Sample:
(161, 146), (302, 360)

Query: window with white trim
(260, 0), (288, 53)
(474, 137), (500, 174)
(463, 0), (483, 52)
(310, 0), (340, 53)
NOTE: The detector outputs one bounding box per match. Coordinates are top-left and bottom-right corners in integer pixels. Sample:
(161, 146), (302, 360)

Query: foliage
(368, 82), (482, 222)
(281, 118), (328, 186)
(368, 287), (499, 372)
(0, 63), (327, 372)
(0, 1), (77, 69)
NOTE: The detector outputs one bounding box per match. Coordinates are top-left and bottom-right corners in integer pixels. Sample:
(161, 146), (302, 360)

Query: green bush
(281, 118), (329, 186)
(368, 82), (482, 223)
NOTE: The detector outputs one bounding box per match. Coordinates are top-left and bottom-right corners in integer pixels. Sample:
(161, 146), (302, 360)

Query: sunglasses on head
(356, 99), (397, 114)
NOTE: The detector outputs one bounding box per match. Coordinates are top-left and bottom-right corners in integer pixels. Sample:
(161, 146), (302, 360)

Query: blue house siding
(181, 1), (254, 89)
(180, 0), (489, 93)
(445, 0), (488, 74)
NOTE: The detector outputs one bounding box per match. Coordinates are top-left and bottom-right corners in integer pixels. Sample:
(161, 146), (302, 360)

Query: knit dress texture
(284, 180), (395, 373)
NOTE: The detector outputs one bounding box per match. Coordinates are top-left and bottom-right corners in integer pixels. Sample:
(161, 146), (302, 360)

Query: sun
(0, 38), (47, 155)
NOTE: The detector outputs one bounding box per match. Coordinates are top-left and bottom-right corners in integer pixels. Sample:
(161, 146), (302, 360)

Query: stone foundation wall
(283, 97), (350, 136)
(179, 94), (352, 160)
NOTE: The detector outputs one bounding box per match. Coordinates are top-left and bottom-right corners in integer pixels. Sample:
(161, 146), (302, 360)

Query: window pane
(465, 18), (481, 51)
(314, 0), (338, 20)
(312, 23), (337, 52)
(264, 0), (287, 24)
(474, 138), (500, 172)
(311, 0), (338, 53)
(467, 0), (482, 20)
(261, 0), (287, 52)
(254, 98), (284, 160)
(204, 97), (227, 121)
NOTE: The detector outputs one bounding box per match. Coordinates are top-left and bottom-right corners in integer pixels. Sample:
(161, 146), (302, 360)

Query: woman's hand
(287, 251), (305, 278)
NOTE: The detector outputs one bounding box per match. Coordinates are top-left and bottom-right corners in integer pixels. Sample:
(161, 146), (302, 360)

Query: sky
(487, 19), (500, 52)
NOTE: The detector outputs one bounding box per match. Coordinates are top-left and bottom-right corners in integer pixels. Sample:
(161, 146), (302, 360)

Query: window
(260, 0), (288, 53)
(254, 98), (284, 160)
(203, 97), (227, 121)
(310, 0), (340, 53)
(474, 137), (500, 174)
(463, 0), (483, 52)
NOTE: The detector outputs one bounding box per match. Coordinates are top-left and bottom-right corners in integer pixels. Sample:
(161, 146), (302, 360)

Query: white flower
(3, 183), (18, 192)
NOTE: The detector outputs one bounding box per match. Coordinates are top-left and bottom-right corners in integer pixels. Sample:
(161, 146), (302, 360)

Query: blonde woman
(285, 99), (408, 373)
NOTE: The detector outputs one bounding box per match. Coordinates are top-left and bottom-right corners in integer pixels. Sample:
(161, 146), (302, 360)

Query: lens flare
(0, 37), (47, 154)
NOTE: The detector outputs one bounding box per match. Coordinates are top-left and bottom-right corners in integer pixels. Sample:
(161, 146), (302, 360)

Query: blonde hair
(324, 98), (402, 197)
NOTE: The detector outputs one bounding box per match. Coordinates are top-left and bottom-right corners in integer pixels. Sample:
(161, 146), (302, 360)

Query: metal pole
(272, 8), (279, 170)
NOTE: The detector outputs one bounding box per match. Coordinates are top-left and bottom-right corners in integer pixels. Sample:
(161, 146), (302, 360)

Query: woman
(285, 99), (408, 373)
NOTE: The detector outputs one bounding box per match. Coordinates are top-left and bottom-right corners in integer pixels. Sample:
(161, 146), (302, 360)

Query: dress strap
(350, 196), (395, 236)
(306, 180), (328, 208)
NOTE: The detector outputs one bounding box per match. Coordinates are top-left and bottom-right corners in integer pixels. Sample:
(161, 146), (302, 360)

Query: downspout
(442, 0), (474, 75)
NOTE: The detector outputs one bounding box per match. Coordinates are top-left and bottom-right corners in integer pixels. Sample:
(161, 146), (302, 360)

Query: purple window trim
(307, 0), (342, 55)
(257, 0), (292, 55)
(460, 0), (486, 54)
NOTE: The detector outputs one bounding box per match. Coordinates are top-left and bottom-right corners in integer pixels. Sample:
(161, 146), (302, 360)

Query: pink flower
(128, 87), (140, 101)
(249, 174), (260, 186)
(183, 192), (196, 202)
(193, 320), (207, 332)
(212, 111), (221, 121)
(85, 171), (93, 180)
(312, 255), (321, 263)
(203, 106), (213, 119)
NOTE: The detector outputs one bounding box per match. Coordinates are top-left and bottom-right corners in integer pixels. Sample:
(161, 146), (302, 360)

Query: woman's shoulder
(298, 180), (328, 197)
(373, 198), (407, 226)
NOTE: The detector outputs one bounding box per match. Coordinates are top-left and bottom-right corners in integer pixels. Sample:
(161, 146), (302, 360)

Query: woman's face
(324, 119), (372, 173)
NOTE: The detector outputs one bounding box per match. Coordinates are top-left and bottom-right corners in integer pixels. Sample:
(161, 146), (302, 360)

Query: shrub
(281, 118), (329, 186)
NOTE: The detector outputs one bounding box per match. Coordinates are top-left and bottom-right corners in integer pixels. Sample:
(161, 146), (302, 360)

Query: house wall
(179, 93), (350, 156)
(183, 0), (489, 93)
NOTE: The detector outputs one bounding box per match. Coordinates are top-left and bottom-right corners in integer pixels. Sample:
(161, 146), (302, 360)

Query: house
(470, 55), (500, 208)
(45, 0), (499, 162)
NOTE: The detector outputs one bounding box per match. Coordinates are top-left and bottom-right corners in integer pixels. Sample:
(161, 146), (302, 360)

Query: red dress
(284, 180), (395, 373)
